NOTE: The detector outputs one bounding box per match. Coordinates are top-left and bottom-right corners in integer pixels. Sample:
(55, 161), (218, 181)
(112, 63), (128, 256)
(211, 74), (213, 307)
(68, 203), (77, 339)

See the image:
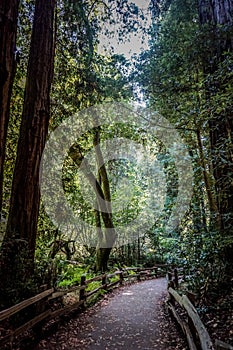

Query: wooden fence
(166, 269), (233, 350)
(0, 264), (168, 348)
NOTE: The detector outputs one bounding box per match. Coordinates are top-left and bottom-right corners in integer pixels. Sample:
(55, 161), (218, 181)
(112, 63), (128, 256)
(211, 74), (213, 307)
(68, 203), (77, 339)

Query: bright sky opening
(98, 1), (151, 59)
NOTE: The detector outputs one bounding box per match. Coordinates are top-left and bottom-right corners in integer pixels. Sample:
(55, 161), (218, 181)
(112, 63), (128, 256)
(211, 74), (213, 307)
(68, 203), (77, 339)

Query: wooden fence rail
(167, 287), (215, 350)
(166, 269), (232, 350)
(0, 288), (54, 322)
(0, 264), (168, 348)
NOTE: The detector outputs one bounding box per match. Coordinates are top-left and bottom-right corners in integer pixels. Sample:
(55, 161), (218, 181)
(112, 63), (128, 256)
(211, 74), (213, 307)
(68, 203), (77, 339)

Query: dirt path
(37, 278), (187, 350)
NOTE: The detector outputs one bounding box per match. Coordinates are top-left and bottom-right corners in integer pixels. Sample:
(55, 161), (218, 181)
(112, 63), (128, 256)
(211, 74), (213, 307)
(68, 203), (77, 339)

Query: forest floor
(199, 288), (233, 346)
(35, 278), (187, 350)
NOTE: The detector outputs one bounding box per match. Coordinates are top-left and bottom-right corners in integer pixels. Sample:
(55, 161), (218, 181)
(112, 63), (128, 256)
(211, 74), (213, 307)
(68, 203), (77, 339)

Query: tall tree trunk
(69, 139), (116, 272)
(0, 0), (56, 308)
(198, 0), (233, 270)
(0, 0), (19, 216)
(196, 129), (221, 230)
(93, 126), (116, 272)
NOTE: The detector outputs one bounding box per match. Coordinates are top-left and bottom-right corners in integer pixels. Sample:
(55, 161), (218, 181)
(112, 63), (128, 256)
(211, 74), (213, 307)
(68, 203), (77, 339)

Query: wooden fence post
(167, 271), (174, 289)
(102, 274), (107, 290)
(119, 271), (124, 285)
(79, 275), (86, 303)
(137, 268), (141, 281)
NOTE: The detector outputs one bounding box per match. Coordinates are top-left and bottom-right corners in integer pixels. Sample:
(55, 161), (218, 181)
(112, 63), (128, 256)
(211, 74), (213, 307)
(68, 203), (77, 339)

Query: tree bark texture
(196, 129), (221, 230)
(5, 0), (56, 253)
(0, 0), (56, 308)
(69, 139), (116, 272)
(93, 126), (116, 271)
(198, 0), (233, 267)
(0, 0), (19, 215)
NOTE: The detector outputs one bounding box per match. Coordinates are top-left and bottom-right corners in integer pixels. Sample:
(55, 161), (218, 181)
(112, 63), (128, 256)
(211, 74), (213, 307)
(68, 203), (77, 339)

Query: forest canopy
(0, 0), (232, 310)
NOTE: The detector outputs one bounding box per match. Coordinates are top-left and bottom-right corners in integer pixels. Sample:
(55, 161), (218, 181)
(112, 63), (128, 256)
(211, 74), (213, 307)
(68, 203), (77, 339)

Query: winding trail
(37, 278), (187, 350)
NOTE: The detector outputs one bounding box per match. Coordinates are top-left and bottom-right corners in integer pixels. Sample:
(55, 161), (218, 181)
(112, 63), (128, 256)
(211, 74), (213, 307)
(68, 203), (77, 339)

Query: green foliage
(133, 0), (233, 291)
(1, 0), (232, 303)
(58, 265), (93, 287)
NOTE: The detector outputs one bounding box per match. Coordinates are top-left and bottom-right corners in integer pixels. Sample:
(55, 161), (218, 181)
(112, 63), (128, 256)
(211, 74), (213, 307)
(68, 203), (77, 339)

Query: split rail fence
(0, 264), (168, 348)
(1, 265), (231, 350)
(166, 269), (232, 350)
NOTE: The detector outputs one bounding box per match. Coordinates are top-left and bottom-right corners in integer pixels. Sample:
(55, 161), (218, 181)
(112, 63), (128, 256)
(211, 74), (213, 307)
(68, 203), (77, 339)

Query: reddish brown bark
(0, 0), (19, 215)
(0, 0), (56, 308)
(5, 0), (56, 255)
(198, 0), (233, 267)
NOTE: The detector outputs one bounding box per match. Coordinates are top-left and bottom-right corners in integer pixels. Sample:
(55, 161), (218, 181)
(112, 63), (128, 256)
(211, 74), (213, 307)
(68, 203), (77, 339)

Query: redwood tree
(0, 0), (19, 215)
(0, 0), (56, 308)
(198, 0), (233, 270)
